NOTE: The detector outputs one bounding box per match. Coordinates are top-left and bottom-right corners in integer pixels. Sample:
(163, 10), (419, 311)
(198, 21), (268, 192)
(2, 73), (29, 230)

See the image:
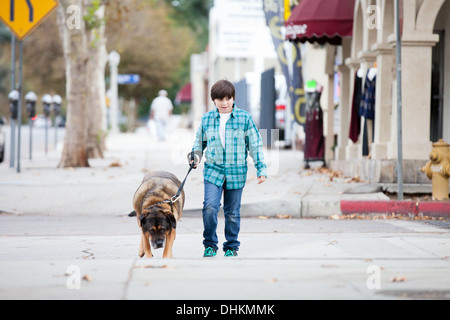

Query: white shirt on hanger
(368, 67), (377, 81)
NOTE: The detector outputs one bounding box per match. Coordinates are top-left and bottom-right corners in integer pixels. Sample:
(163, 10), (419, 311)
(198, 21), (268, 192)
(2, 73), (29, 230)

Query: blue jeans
(202, 180), (244, 251)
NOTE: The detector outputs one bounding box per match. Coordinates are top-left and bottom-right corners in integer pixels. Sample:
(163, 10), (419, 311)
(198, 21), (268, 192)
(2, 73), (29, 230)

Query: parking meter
(25, 91), (37, 119)
(52, 95), (62, 117)
(8, 90), (19, 120)
(52, 94), (62, 148)
(42, 94), (53, 118)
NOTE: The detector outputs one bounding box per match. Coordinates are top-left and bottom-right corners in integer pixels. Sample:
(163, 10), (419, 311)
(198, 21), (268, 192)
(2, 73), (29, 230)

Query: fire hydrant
(422, 139), (450, 200)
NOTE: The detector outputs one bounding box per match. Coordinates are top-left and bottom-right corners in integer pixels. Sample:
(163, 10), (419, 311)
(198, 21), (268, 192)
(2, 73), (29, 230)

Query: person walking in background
(189, 80), (267, 258)
(149, 90), (173, 141)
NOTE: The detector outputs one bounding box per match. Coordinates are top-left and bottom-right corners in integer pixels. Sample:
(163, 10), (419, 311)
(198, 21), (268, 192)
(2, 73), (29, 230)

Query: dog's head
(139, 206), (176, 249)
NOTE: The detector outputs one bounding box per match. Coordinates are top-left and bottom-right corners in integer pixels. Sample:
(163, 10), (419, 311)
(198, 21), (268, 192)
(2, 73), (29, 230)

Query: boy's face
(214, 97), (234, 114)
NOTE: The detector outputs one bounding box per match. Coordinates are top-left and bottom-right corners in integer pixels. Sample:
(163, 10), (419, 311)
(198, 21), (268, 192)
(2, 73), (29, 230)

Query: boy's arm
(188, 122), (207, 166)
(246, 118), (267, 178)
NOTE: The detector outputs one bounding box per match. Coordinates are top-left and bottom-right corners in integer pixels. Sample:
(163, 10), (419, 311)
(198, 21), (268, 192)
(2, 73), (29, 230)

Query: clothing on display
(360, 68), (377, 120)
(360, 67), (377, 156)
(304, 81), (325, 168)
(349, 71), (363, 143)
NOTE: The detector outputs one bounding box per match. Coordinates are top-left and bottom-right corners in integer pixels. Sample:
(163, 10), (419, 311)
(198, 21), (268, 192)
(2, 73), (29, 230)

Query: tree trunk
(86, 4), (107, 159)
(58, 0), (90, 167)
(57, 0), (107, 166)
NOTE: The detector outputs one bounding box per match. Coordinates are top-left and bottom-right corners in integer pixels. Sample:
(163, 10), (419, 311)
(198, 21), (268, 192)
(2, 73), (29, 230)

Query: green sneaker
(203, 247), (217, 257)
(224, 249), (238, 257)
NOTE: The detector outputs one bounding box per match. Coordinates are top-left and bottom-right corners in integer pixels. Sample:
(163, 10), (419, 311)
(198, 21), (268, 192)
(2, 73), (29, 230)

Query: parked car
(0, 117), (5, 163)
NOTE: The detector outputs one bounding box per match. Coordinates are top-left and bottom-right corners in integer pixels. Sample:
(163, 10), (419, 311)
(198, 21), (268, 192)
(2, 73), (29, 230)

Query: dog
(129, 171), (185, 258)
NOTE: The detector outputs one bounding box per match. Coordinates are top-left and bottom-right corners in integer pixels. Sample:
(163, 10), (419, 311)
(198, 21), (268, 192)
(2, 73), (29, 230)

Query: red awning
(175, 83), (192, 104)
(285, 0), (355, 45)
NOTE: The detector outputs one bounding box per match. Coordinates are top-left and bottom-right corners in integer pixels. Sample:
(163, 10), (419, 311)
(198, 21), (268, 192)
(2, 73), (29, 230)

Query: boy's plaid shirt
(192, 106), (267, 190)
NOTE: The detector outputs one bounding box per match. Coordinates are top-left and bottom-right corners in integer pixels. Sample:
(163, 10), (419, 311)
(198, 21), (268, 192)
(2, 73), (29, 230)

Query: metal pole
(54, 115), (57, 149)
(16, 40), (23, 174)
(395, 0), (403, 200)
(45, 119), (48, 154)
(108, 51), (120, 134)
(29, 117), (32, 160)
(10, 34), (16, 169)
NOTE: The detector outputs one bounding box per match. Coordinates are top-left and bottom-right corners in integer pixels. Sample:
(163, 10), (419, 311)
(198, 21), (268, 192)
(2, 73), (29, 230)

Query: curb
(341, 200), (450, 218)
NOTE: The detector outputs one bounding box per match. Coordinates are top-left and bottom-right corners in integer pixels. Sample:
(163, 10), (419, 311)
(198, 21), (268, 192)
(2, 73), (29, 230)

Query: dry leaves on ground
(330, 213), (444, 221)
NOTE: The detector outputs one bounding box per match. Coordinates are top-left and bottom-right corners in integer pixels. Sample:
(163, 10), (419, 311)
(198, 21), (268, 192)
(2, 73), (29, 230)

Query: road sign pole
(9, 34), (16, 169)
(16, 40), (23, 174)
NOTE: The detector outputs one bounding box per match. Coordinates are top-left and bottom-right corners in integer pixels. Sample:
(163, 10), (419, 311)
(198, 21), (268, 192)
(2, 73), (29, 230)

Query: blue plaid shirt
(192, 106), (267, 190)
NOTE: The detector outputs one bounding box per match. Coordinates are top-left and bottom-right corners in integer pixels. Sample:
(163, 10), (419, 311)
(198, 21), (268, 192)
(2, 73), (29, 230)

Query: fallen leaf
(82, 274), (93, 282)
(134, 265), (169, 269)
(390, 276), (407, 283)
(276, 214), (291, 219)
(109, 161), (122, 168)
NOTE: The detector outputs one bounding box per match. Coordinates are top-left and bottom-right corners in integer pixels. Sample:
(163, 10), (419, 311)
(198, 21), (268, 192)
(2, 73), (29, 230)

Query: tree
(163, 0), (213, 50)
(57, 0), (107, 167)
(106, 0), (197, 117)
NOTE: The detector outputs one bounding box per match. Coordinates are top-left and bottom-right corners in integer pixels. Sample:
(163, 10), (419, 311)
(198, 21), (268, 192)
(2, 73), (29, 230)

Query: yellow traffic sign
(0, 0), (59, 41)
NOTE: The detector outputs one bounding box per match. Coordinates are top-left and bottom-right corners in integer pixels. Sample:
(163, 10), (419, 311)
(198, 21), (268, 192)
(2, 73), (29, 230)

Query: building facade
(331, 0), (450, 183)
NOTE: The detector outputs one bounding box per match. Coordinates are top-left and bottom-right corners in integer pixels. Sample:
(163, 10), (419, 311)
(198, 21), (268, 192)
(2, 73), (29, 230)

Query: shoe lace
(205, 247), (215, 256)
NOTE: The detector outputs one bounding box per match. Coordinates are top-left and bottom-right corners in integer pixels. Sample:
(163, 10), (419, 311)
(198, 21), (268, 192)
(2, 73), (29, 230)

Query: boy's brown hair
(210, 80), (235, 101)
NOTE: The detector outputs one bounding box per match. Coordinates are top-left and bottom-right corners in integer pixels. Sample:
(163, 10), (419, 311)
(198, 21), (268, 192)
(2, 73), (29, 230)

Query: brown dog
(130, 171), (185, 258)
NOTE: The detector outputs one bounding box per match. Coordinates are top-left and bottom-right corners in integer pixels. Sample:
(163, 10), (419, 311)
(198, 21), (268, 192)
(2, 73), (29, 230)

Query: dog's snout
(155, 240), (164, 248)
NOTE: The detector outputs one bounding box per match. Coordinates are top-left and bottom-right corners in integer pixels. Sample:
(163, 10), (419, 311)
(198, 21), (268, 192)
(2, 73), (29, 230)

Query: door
(430, 30), (445, 142)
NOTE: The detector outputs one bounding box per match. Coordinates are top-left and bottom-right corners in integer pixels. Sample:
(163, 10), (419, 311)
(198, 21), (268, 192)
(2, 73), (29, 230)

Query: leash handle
(189, 150), (198, 169)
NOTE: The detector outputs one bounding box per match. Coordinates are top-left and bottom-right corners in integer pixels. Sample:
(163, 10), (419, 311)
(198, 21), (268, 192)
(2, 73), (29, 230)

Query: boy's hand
(188, 151), (201, 169)
(189, 159), (198, 169)
(257, 176), (266, 184)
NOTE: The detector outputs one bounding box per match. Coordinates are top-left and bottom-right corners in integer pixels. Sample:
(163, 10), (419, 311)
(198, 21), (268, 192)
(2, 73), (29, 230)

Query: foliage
(84, 0), (106, 30)
(106, 0), (197, 117)
(162, 0), (213, 50)
(0, 0), (211, 119)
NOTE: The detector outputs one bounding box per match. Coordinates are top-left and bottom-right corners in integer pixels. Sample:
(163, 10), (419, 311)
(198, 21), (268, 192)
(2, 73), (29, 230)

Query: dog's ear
(139, 214), (147, 227)
(166, 213), (177, 232)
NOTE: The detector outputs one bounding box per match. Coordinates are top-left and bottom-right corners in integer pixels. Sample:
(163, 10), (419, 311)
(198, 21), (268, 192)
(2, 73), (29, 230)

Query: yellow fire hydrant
(422, 139), (450, 200)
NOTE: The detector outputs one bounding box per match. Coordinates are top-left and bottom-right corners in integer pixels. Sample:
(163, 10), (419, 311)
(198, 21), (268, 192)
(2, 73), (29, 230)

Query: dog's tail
(128, 210), (136, 217)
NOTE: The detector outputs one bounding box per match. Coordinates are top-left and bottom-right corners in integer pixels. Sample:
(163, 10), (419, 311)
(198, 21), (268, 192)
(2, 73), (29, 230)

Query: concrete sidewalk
(0, 215), (449, 300)
(0, 125), (396, 218)
(1, 125), (449, 301)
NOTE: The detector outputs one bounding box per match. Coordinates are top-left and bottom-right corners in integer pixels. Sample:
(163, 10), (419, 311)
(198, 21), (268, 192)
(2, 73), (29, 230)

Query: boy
(189, 80), (267, 257)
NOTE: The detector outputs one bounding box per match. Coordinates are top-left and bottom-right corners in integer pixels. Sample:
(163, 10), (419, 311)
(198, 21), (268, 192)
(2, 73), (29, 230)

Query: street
(1, 0), (450, 304)
(0, 125), (449, 300)
(0, 214), (449, 300)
